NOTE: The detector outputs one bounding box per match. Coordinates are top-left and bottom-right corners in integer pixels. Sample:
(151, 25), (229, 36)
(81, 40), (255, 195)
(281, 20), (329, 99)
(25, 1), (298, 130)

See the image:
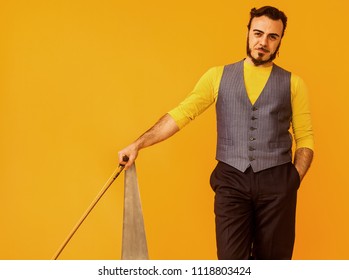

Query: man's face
(246, 15), (284, 66)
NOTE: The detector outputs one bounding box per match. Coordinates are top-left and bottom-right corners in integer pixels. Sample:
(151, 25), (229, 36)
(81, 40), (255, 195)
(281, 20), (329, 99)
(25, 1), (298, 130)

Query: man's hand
(118, 143), (139, 170)
(294, 147), (314, 182)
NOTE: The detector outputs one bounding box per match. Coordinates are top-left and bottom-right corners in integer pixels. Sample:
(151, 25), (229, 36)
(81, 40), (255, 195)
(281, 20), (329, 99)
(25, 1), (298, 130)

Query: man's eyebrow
(253, 29), (280, 37)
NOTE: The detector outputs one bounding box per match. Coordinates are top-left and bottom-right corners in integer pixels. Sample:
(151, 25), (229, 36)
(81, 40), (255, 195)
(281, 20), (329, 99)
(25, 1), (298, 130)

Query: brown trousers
(210, 161), (300, 260)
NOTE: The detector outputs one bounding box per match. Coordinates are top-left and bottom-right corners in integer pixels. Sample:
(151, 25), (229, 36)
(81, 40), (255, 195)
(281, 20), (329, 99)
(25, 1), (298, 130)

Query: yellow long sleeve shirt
(168, 60), (314, 150)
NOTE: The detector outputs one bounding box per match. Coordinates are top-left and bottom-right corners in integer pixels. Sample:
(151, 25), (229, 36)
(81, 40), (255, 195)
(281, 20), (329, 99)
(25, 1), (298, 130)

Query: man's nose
(259, 35), (268, 47)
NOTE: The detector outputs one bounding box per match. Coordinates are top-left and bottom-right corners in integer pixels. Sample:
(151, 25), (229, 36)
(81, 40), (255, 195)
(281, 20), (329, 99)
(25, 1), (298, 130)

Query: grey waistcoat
(216, 60), (292, 172)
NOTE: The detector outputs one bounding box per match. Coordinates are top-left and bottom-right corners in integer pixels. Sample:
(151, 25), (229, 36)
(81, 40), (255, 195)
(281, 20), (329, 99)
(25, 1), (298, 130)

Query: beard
(246, 36), (281, 66)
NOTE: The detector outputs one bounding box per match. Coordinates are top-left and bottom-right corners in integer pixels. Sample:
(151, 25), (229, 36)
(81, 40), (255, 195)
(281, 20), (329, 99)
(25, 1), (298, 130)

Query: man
(118, 6), (314, 260)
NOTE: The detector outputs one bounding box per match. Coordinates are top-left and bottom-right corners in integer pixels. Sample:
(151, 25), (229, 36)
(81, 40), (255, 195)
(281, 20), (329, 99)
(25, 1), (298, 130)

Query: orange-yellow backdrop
(1, 0), (348, 260)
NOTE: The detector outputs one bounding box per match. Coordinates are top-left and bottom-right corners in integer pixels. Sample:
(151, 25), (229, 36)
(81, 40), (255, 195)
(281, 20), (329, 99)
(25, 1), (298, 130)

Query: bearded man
(118, 6), (314, 260)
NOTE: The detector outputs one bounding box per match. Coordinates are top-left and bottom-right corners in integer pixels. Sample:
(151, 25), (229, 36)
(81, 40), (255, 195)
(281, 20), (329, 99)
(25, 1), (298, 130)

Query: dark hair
(247, 6), (288, 37)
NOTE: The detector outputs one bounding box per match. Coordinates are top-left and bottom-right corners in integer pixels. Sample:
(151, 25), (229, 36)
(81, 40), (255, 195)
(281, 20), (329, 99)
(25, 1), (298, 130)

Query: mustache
(256, 47), (270, 53)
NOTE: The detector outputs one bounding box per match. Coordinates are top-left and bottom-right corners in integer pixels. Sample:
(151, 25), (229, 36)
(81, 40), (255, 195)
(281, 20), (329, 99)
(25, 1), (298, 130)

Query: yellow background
(1, 0), (348, 260)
